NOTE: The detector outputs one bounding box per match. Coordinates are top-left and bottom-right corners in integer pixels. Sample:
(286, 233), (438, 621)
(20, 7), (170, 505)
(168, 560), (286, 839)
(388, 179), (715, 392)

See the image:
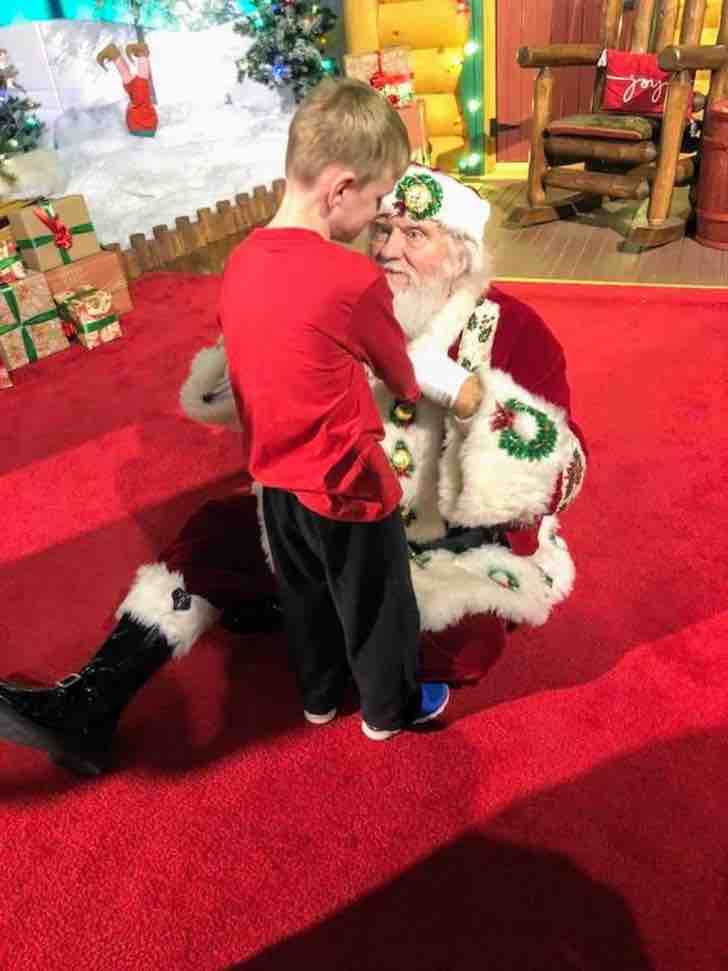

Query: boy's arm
(350, 277), (481, 417)
(350, 276), (420, 401)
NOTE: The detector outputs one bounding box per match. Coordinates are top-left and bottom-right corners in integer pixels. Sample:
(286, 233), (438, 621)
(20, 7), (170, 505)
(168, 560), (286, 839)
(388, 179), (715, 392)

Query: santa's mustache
(377, 259), (419, 283)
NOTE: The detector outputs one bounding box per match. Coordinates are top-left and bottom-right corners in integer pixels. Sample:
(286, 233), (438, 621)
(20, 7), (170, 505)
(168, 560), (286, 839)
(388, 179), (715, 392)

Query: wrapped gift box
(9, 195), (100, 273)
(55, 285), (123, 350)
(0, 240), (27, 286)
(371, 72), (414, 108)
(0, 271), (69, 370)
(344, 50), (380, 84)
(0, 224), (14, 249)
(344, 46), (412, 86)
(0, 198), (39, 230)
(44, 249), (132, 317)
(380, 48), (411, 76)
(1, 363), (12, 389)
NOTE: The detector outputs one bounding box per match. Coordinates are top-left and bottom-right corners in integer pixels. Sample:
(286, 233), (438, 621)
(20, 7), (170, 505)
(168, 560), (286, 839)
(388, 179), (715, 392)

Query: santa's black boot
(0, 564), (220, 777)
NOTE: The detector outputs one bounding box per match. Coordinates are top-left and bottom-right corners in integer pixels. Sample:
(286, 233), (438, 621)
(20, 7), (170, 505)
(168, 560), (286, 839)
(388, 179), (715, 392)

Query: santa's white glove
(409, 346), (473, 410)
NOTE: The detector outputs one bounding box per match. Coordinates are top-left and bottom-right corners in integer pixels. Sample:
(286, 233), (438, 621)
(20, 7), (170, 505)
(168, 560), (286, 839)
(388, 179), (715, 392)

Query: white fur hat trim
(379, 164), (490, 246)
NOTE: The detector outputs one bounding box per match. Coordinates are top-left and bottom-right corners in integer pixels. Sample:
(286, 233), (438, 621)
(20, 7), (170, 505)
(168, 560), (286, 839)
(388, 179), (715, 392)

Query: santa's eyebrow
(373, 217), (432, 235)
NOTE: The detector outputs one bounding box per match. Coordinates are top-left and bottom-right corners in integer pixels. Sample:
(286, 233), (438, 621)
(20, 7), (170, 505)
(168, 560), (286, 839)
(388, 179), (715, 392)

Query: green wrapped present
(0, 271), (68, 370)
(9, 195), (100, 273)
(55, 285), (123, 350)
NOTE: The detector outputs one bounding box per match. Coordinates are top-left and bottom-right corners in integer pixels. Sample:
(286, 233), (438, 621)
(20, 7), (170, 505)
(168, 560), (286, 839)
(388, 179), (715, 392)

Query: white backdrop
(0, 20), (291, 244)
(0, 19), (255, 129)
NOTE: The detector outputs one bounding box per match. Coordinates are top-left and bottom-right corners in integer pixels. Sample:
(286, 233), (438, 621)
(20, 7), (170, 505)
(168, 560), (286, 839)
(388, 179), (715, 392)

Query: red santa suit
(146, 279), (586, 683)
(116, 166), (587, 683)
(0, 166), (588, 779)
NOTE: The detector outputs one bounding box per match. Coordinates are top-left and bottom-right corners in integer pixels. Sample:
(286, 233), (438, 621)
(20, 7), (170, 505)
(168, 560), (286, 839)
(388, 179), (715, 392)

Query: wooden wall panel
(496, 0), (637, 164)
(496, 0), (555, 163)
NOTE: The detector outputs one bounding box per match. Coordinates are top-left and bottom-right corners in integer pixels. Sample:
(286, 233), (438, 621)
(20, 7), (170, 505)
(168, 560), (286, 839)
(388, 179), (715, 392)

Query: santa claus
(0, 166), (586, 776)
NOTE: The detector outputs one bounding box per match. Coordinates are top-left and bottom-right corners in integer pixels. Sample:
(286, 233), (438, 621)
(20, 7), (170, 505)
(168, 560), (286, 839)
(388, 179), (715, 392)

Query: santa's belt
(409, 524), (508, 557)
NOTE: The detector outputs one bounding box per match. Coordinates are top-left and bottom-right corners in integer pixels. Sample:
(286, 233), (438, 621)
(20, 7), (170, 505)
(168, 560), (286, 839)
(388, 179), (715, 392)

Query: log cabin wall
(343, 0), (469, 169)
(495, 0), (636, 164)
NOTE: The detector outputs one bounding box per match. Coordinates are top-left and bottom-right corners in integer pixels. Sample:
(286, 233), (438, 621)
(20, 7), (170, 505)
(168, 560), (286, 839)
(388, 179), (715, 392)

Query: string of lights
(457, 0), (485, 176)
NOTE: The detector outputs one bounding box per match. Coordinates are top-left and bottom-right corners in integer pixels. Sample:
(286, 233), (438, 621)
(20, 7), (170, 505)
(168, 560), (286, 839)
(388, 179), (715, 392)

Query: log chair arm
(518, 44), (603, 69)
(659, 44), (728, 73)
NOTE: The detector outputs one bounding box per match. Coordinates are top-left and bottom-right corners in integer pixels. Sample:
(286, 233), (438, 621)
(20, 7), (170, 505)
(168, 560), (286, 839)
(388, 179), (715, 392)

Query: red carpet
(1, 275), (726, 971)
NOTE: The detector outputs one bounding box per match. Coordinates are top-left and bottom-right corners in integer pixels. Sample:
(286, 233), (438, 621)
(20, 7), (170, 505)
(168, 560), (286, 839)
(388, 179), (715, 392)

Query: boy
(220, 79), (479, 739)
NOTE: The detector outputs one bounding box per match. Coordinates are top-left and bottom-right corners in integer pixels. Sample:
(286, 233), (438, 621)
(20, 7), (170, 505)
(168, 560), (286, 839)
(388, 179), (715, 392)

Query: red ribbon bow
(491, 402), (515, 432)
(33, 206), (73, 251)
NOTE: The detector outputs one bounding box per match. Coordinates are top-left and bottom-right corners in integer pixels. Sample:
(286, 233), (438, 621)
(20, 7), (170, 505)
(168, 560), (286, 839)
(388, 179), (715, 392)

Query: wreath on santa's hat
(395, 172), (444, 221)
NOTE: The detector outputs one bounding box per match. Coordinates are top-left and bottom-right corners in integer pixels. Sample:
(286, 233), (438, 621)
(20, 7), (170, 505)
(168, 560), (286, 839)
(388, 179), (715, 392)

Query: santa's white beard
(392, 281), (451, 342)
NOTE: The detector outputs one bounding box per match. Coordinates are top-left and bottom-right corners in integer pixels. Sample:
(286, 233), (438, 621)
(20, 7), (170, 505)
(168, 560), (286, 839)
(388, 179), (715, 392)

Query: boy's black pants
(262, 487), (422, 730)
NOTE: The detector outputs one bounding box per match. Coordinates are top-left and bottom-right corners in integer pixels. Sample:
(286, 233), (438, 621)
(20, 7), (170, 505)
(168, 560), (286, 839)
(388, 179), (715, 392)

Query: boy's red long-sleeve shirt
(219, 228), (419, 522)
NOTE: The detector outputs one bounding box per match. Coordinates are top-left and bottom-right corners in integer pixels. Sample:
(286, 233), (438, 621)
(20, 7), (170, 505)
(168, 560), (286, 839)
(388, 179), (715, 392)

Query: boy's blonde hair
(286, 78), (411, 187)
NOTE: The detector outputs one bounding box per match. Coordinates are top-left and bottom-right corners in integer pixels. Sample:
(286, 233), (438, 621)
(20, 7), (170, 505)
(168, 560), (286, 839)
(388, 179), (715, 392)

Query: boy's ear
(325, 168), (358, 209)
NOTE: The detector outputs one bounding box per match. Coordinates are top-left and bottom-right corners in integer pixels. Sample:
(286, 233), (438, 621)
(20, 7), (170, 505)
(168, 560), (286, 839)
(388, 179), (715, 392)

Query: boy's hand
(452, 373), (483, 420)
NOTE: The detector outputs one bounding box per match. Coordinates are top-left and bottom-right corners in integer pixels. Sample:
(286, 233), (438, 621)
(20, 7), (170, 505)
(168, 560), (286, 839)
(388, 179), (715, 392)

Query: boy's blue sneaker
(361, 683), (450, 741)
(412, 682), (451, 725)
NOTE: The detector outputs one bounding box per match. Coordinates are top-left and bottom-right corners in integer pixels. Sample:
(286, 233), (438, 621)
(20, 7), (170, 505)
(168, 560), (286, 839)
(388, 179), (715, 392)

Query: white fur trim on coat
(411, 515), (574, 632)
(409, 289), (482, 356)
(179, 343), (240, 428)
(442, 369), (583, 528)
(371, 289), (485, 544)
(116, 563), (221, 659)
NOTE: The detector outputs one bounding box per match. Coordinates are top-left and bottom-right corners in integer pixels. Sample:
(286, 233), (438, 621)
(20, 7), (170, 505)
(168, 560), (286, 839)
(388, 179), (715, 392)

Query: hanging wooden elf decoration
(96, 42), (158, 137)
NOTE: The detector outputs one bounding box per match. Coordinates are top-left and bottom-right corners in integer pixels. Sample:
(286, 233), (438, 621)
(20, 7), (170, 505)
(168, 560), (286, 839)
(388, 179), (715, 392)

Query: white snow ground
(0, 20), (291, 245)
(55, 93), (290, 245)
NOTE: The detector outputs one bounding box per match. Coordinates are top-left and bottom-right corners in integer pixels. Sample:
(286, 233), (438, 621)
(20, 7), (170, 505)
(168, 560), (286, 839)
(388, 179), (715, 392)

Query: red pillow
(601, 49), (694, 117)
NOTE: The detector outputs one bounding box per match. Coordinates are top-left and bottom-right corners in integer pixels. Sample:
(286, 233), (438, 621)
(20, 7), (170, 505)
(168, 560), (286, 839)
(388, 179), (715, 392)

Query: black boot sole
(50, 750), (108, 777)
(0, 699), (108, 777)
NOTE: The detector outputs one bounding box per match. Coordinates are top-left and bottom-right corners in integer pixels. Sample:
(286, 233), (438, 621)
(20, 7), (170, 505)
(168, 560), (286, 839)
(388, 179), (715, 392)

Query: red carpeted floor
(1, 274), (726, 971)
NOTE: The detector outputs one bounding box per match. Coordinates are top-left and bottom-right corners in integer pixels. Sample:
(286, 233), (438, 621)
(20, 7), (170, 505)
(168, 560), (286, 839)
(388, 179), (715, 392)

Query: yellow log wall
(343, 0), (470, 168)
(674, 0), (723, 94)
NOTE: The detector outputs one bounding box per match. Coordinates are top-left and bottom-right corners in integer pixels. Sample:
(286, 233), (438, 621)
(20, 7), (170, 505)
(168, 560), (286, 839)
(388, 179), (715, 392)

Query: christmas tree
(0, 50), (44, 185)
(234, 0), (338, 104)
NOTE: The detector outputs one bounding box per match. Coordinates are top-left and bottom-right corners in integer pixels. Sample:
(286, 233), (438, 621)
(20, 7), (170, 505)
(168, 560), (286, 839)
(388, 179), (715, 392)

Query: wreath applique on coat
(491, 399), (558, 462)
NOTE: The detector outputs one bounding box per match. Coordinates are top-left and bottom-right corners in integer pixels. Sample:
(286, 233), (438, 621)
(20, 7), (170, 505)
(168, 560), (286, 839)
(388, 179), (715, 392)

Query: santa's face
(369, 215), (458, 294)
(370, 215), (460, 340)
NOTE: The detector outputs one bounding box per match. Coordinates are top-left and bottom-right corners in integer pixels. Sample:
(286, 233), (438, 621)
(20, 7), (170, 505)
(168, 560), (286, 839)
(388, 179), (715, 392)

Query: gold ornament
(391, 443), (413, 475)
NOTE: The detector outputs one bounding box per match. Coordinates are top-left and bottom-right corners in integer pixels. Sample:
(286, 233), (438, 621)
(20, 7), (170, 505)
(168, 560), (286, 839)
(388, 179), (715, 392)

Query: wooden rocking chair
(511, 0), (728, 250)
